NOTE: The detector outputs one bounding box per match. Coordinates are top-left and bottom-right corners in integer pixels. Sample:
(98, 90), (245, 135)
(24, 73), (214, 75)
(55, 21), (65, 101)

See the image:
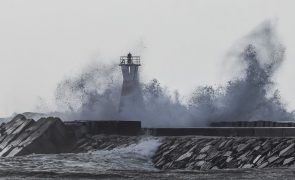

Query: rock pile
(71, 135), (142, 153)
(0, 114), (74, 157)
(153, 137), (295, 170)
(0, 114), (143, 157)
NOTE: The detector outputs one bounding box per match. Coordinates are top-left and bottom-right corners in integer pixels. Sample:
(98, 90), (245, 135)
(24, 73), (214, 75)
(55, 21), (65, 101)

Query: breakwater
(153, 137), (295, 170)
(3, 114), (295, 171)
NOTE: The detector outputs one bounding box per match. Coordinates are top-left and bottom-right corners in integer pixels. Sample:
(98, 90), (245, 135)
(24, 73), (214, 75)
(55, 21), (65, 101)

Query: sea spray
(90, 137), (161, 170)
(55, 20), (294, 127)
(92, 137), (161, 158)
(55, 63), (122, 121)
(188, 20), (294, 126)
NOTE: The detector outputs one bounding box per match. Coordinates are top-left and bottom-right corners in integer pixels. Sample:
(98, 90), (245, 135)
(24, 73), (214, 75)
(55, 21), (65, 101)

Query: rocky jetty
(0, 114), (74, 157)
(4, 114), (295, 171)
(0, 114), (145, 156)
(71, 135), (142, 153)
(153, 137), (295, 170)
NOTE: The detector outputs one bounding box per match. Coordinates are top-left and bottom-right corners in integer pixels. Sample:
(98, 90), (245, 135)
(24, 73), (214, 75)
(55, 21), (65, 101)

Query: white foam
(108, 137), (161, 158)
(92, 137), (161, 157)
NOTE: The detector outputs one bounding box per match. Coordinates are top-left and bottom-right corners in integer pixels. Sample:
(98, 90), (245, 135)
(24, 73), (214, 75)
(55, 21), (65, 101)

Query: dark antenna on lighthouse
(120, 53), (141, 66)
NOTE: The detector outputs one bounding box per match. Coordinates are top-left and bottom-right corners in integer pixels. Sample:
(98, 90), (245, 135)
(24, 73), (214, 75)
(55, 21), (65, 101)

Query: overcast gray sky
(0, 0), (294, 116)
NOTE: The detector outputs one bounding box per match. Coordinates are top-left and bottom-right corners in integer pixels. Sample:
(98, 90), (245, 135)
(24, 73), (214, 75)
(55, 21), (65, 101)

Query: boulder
(283, 157), (295, 165)
(268, 156), (279, 163)
(195, 153), (207, 160)
(236, 143), (249, 152)
(194, 160), (205, 167)
(200, 162), (213, 170)
(242, 164), (253, 168)
(200, 145), (211, 153)
(279, 144), (295, 157)
(223, 151), (232, 157)
(258, 161), (268, 168)
(176, 151), (193, 161)
(226, 156), (233, 163)
(253, 155), (262, 164)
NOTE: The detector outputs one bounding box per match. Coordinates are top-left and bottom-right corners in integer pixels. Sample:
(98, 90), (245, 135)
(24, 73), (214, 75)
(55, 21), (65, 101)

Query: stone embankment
(0, 114), (74, 157)
(153, 137), (295, 170)
(0, 114), (143, 156)
(71, 135), (142, 153)
(4, 114), (295, 171)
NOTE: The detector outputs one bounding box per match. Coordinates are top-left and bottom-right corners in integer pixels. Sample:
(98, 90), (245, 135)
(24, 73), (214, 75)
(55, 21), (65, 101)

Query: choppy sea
(0, 137), (295, 179)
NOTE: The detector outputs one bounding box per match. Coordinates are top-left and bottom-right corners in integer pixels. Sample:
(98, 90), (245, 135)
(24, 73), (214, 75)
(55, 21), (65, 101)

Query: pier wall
(64, 120), (295, 137)
(65, 120), (141, 136)
(143, 127), (295, 137)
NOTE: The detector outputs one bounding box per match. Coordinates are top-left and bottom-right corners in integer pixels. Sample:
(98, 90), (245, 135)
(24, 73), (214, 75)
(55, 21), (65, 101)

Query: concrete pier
(143, 127), (295, 137)
(210, 121), (295, 127)
(65, 120), (295, 137)
(65, 120), (141, 136)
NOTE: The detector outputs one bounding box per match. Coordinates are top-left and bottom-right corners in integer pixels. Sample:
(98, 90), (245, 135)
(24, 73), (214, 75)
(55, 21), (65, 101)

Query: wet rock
(206, 149), (219, 160)
(242, 164), (253, 168)
(273, 142), (284, 152)
(154, 157), (166, 168)
(279, 144), (295, 157)
(256, 156), (265, 166)
(258, 162), (268, 168)
(238, 151), (250, 161)
(254, 145), (261, 151)
(268, 156), (279, 163)
(271, 157), (284, 167)
(176, 151), (193, 161)
(226, 159), (239, 168)
(186, 162), (196, 170)
(253, 155), (262, 164)
(195, 160), (205, 167)
(236, 143), (249, 152)
(226, 156), (233, 163)
(195, 153), (207, 160)
(211, 166), (219, 170)
(223, 139), (233, 149)
(161, 161), (173, 169)
(162, 148), (174, 156)
(223, 151), (232, 157)
(200, 145), (211, 153)
(262, 140), (270, 148)
(200, 162), (213, 170)
(218, 140), (227, 149)
(0, 115), (75, 157)
(283, 157), (295, 165)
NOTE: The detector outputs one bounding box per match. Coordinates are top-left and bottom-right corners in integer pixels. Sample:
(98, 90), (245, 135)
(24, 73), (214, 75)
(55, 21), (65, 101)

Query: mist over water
(55, 63), (122, 121)
(55, 21), (294, 127)
(188, 21), (294, 126)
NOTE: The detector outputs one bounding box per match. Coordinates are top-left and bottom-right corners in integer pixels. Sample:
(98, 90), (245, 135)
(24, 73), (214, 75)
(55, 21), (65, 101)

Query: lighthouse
(119, 53), (144, 117)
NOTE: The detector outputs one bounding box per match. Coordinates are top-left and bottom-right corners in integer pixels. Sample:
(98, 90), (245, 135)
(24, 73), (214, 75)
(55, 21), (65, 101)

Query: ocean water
(0, 137), (161, 179)
(0, 137), (295, 179)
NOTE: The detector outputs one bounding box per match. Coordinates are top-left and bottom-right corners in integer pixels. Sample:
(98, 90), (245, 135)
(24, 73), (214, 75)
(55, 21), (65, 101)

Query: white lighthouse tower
(119, 53), (144, 116)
